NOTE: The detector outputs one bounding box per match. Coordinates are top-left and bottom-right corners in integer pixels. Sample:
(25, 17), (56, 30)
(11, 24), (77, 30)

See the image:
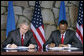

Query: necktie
(21, 35), (24, 46)
(61, 34), (64, 44)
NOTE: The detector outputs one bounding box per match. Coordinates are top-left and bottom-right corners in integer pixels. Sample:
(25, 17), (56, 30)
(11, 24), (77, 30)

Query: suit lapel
(64, 30), (69, 44)
(16, 29), (21, 45)
(23, 31), (29, 45)
(23, 33), (27, 45)
(57, 31), (61, 44)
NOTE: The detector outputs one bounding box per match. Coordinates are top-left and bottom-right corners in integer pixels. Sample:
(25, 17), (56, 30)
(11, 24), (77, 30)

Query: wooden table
(1, 51), (83, 55)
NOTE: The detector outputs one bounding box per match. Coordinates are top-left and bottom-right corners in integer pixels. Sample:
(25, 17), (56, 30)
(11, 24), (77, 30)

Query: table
(1, 51), (83, 55)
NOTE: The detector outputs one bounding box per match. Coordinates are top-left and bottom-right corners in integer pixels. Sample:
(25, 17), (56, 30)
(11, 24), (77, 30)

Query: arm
(43, 31), (54, 51)
(2, 32), (13, 48)
(27, 32), (38, 49)
(29, 32), (37, 45)
(70, 31), (83, 49)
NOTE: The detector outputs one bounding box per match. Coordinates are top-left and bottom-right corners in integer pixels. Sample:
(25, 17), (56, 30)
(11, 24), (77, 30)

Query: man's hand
(28, 44), (36, 49)
(8, 44), (17, 48)
(28, 49), (36, 52)
(7, 44), (17, 52)
(59, 44), (68, 47)
(48, 43), (55, 48)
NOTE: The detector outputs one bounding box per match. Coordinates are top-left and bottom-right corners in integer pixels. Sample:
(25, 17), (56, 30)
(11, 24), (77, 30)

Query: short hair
(17, 20), (30, 28)
(59, 20), (68, 26)
(20, 20), (30, 26)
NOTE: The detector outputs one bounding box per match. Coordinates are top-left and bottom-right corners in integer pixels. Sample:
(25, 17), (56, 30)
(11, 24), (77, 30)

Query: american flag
(30, 1), (46, 51)
(76, 1), (83, 44)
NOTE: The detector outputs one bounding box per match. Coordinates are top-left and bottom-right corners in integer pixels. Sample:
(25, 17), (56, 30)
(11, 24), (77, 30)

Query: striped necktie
(61, 34), (64, 44)
(21, 35), (24, 46)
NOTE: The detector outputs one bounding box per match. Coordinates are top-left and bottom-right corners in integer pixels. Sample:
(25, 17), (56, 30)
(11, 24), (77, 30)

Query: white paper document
(3, 46), (29, 50)
(48, 47), (79, 51)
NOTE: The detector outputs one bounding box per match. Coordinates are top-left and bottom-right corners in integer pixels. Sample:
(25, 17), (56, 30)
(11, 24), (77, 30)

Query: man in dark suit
(43, 20), (83, 51)
(2, 20), (37, 51)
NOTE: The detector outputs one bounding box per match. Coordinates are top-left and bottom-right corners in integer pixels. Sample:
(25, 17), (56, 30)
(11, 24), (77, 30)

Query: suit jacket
(43, 29), (83, 51)
(2, 28), (37, 48)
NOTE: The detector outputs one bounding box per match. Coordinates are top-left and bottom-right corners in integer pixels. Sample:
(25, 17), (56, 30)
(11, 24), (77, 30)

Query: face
(59, 24), (67, 34)
(20, 24), (29, 35)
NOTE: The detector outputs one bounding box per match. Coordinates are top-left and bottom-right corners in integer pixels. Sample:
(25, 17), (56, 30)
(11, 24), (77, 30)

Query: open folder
(48, 47), (79, 51)
(3, 46), (30, 50)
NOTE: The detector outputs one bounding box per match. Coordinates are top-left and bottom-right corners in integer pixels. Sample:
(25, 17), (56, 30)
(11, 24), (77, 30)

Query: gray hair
(17, 20), (30, 28)
(20, 20), (30, 26)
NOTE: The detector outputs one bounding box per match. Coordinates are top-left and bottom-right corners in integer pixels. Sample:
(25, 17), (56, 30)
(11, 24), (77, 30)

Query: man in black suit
(43, 20), (83, 51)
(2, 20), (37, 51)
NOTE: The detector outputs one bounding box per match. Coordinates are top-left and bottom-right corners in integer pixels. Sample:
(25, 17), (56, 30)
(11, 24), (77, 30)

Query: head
(59, 20), (68, 34)
(19, 20), (30, 35)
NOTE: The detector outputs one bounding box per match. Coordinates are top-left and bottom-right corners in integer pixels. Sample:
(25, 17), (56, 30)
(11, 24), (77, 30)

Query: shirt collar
(61, 31), (66, 35)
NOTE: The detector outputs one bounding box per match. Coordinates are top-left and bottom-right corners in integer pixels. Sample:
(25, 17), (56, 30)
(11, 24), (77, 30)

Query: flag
(30, 1), (46, 51)
(76, 1), (83, 44)
(6, 1), (16, 37)
(57, 1), (66, 29)
(58, 1), (66, 25)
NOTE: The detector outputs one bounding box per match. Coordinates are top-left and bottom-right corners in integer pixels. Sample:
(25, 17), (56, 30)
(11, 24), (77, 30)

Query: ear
(28, 26), (30, 30)
(19, 24), (22, 28)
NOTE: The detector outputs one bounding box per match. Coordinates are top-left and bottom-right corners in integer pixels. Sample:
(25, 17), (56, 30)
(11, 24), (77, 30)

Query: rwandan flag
(57, 1), (66, 29)
(6, 1), (16, 37)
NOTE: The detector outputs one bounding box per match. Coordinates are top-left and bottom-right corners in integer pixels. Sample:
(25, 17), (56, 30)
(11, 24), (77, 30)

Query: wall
(1, 1), (79, 43)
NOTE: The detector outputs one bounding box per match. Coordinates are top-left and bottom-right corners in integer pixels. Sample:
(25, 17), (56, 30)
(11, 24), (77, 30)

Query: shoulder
(8, 28), (19, 34)
(10, 28), (19, 32)
(66, 29), (75, 33)
(26, 30), (33, 34)
(25, 30), (33, 37)
(7, 28), (19, 37)
(51, 30), (60, 34)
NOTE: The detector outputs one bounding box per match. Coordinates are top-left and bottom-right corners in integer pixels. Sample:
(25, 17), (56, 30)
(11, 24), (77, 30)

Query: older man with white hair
(2, 20), (37, 52)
